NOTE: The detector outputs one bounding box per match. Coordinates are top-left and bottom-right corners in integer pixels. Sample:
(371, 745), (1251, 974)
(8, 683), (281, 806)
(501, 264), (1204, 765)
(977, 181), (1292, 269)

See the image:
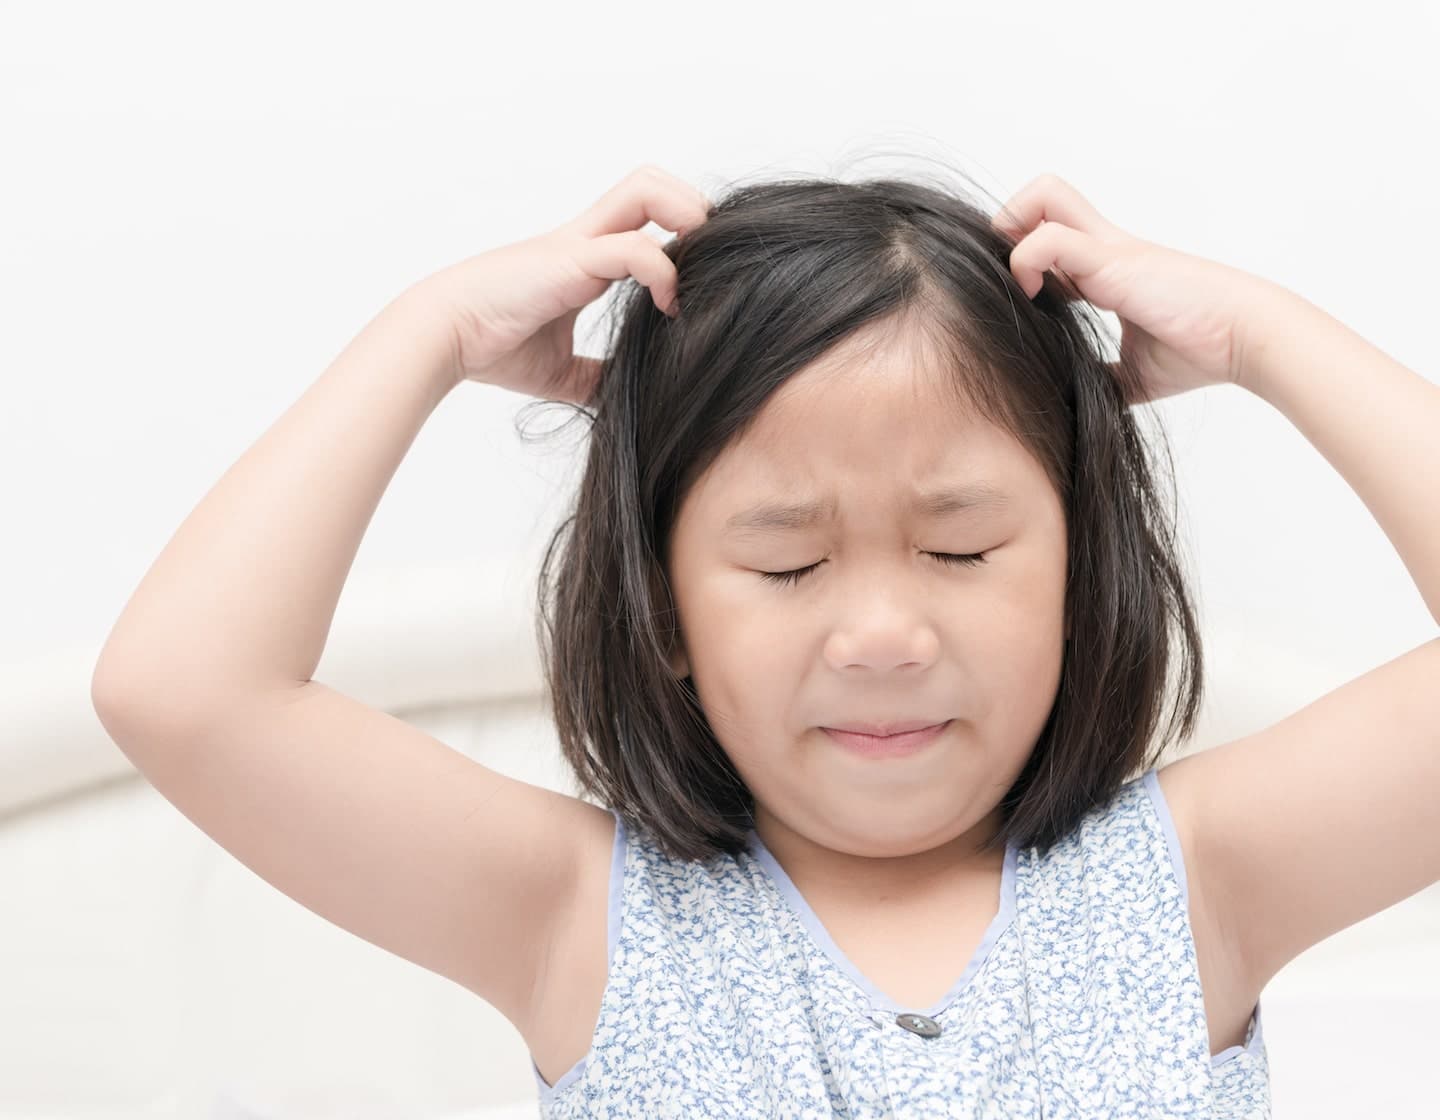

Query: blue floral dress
(531, 767), (1269, 1118)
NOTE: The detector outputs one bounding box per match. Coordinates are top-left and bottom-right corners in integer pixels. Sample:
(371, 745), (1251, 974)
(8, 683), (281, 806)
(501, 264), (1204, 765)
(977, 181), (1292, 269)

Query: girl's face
(665, 325), (1069, 882)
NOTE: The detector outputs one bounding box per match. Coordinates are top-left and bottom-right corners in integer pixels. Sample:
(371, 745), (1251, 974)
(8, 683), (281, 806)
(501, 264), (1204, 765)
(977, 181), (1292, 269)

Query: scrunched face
(663, 322), (1069, 891)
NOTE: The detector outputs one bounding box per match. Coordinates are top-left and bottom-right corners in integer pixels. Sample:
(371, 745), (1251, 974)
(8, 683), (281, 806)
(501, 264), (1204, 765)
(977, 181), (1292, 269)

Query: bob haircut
(529, 167), (1204, 864)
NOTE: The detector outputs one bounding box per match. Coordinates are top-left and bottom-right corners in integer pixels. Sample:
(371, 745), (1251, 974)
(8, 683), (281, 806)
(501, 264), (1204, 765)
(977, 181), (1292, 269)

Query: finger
(1007, 220), (1113, 301)
(990, 172), (1119, 244)
(570, 164), (713, 242)
(573, 229), (682, 316)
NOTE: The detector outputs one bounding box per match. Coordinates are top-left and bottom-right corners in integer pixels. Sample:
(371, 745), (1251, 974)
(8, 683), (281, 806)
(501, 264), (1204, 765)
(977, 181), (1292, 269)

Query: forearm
(94, 284), (461, 713)
(1238, 282), (1440, 628)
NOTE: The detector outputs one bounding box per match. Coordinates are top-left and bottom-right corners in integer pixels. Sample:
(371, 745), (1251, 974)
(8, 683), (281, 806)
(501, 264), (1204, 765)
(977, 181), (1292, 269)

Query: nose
(822, 598), (942, 674)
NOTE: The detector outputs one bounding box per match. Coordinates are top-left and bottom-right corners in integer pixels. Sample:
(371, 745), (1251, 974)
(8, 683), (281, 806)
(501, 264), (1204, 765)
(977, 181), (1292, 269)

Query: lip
(825, 717), (946, 736)
(821, 720), (952, 759)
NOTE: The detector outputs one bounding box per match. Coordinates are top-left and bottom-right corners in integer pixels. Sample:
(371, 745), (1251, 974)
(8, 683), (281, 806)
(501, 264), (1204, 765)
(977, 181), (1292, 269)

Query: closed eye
(757, 552), (989, 588)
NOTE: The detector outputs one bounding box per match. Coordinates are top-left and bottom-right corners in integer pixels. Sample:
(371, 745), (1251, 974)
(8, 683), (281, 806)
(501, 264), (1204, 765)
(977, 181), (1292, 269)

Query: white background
(8, 1), (1438, 665)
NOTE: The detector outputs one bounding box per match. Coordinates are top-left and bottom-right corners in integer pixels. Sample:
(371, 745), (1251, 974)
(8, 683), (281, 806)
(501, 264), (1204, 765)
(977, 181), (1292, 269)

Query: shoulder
(565, 801), (623, 917)
(1150, 753), (1260, 997)
(522, 800), (618, 1035)
(1024, 763), (1201, 906)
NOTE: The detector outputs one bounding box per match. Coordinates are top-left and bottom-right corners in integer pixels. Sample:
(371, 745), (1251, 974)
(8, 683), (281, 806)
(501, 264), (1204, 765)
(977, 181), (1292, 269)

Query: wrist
(1231, 279), (1312, 399)
(383, 281), (465, 400)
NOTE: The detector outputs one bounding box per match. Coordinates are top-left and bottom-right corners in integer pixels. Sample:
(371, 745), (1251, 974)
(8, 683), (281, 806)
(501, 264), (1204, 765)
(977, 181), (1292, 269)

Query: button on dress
(531, 767), (1269, 1118)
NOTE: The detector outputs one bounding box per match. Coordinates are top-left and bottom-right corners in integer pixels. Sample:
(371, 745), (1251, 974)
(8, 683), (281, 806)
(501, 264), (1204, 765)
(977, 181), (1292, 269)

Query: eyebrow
(724, 481), (1011, 535)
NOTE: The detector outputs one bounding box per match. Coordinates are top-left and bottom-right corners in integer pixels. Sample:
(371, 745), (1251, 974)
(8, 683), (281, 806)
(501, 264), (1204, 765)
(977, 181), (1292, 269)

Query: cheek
(683, 624), (800, 750)
(986, 635), (1067, 744)
(700, 639), (793, 723)
(685, 572), (791, 663)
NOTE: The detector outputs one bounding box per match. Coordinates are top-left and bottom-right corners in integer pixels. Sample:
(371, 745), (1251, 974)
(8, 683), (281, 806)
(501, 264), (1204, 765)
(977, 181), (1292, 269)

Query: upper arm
(91, 673), (596, 1038)
(1175, 636), (1440, 993)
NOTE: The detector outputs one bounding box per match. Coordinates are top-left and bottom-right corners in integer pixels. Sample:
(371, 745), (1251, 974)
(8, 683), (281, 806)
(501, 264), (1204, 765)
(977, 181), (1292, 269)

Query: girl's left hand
(991, 173), (1281, 406)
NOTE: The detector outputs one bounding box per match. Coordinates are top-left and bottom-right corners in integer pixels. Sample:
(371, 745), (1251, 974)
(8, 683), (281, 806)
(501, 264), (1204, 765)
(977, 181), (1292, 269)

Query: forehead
(690, 329), (1038, 521)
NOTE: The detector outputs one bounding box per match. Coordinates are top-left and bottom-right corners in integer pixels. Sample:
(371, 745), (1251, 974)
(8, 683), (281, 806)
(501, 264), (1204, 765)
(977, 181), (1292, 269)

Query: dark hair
(528, 166), (1204, 864)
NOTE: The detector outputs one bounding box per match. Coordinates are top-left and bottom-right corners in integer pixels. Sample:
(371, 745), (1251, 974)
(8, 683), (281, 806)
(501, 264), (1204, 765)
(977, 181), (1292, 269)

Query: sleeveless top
(530, 767), (1270, 1118)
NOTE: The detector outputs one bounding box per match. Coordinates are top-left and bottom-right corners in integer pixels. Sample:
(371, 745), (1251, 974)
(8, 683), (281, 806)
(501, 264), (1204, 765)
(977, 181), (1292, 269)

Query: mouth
(820, 720), (952, 758)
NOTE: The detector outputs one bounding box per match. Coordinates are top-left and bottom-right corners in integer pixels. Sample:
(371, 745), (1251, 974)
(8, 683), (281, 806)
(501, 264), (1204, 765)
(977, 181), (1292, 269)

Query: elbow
(91, 657), (163, 754)
(90, 656), (208, 753)
(90, 652), (163, 720)
(91, 656), (135, 722)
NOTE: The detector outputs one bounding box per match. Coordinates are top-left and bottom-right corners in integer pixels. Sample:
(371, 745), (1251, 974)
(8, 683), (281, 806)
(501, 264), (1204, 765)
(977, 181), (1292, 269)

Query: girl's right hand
(420, 165), (712, 404)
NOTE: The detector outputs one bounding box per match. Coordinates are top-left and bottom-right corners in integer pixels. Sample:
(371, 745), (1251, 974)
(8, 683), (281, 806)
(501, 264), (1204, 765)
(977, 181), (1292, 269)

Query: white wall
(8, 1), (1438, 678)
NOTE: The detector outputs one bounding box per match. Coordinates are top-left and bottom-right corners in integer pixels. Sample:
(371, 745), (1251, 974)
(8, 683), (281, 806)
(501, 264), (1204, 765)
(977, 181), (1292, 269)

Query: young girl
(92, 164), (1440, 1119)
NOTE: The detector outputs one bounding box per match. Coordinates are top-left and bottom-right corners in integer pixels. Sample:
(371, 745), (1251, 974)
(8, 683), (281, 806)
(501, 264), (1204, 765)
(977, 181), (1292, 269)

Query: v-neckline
(744, 827), (1019, 1016)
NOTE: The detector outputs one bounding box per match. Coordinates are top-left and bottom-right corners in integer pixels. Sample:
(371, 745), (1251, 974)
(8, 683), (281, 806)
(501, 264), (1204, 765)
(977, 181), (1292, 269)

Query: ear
(668, 642), (690, 680)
